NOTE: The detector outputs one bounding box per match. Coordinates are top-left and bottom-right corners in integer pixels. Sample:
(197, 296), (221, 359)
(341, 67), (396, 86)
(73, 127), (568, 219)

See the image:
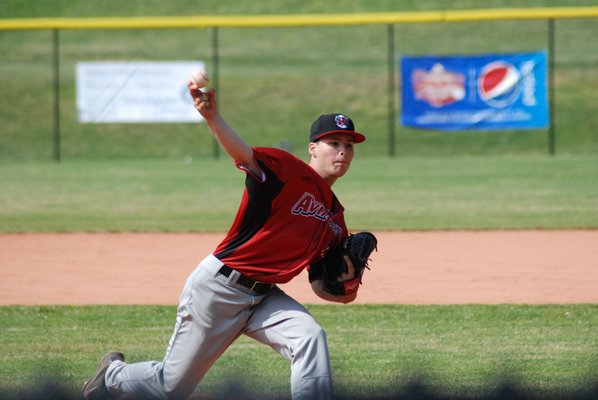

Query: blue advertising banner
(400, 51), (548, 130)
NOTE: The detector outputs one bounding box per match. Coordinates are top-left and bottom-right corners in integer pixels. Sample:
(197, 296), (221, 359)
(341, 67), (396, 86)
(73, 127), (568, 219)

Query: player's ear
(308, 142), (318, 158)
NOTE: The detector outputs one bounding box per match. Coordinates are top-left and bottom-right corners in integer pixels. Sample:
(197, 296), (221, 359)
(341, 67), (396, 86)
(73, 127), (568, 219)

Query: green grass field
(1, 1), (598, 398)
(1, 155), (598, 232)
(1, 305), (597, 399)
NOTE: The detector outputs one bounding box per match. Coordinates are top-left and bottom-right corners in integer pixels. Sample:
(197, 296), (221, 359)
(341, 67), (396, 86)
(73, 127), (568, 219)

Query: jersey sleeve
(234, 147), (297, 183)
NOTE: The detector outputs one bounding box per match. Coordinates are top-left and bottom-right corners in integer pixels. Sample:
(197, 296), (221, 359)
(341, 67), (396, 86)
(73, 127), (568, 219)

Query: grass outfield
(1, 155), (597, 232)
(0, 305), (597, 399)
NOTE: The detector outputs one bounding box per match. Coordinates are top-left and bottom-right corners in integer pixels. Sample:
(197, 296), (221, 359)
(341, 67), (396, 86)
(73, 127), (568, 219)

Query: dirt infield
(1, 231), (597, 305)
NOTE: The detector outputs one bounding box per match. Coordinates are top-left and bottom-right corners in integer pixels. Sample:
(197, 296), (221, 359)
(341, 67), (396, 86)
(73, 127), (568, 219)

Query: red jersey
(214, 147), (348, 284)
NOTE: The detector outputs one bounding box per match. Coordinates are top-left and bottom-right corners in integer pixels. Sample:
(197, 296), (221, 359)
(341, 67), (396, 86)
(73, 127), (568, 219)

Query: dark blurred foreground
(2, 377), (598, 400)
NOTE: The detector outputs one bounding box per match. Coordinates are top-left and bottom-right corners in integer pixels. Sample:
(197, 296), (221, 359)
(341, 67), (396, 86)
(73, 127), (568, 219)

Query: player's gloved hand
(313, 232), (378, 296)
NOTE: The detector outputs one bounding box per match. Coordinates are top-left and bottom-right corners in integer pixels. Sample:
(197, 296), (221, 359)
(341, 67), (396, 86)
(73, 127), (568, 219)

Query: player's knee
(306, 322), (326, 343)
(162, 372), (197, 400)
(296, 321), (328, 355)
(164, 385), (194, 400)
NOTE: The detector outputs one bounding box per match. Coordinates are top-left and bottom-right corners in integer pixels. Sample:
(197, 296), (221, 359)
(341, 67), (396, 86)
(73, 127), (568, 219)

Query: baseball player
(82, 83), (377, 400)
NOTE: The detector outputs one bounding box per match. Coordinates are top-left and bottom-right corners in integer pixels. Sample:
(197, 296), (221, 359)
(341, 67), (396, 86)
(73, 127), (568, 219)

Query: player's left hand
(319, 232), (378, 296)
(337, 255), (355, 281)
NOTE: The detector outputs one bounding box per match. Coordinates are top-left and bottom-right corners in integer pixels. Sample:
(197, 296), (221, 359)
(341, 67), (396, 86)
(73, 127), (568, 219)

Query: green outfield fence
(1, 7), (597, 161)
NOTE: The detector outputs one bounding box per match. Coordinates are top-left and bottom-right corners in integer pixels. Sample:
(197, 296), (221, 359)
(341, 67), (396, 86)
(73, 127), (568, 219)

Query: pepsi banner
(400, 51), (548, 130)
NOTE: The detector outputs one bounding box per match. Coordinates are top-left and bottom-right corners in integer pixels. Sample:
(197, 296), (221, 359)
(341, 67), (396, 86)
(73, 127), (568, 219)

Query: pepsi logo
(478, 61), (521, 108)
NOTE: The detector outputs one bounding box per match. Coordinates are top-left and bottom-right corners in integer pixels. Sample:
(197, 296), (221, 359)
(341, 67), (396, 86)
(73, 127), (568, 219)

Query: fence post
(52, 28), (61, 162)
(548, 18), (556, 156)
(387, 24), (396, 157)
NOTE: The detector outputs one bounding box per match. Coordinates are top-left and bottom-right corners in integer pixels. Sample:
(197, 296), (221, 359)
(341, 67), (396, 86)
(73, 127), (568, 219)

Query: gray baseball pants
(104, 254), (332, 400)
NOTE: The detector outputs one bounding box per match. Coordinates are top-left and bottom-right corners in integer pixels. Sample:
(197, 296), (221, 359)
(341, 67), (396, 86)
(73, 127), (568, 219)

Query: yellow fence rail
(1, 7), (598, 30)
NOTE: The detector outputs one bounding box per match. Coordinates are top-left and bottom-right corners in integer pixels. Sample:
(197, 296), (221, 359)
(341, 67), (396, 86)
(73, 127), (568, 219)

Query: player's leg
(245, 289), (332, 400)
(103, 255), (252, 399)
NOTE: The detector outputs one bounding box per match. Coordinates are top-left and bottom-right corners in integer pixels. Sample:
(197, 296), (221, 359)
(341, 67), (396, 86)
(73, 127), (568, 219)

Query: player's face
(309, 134), (355, 184)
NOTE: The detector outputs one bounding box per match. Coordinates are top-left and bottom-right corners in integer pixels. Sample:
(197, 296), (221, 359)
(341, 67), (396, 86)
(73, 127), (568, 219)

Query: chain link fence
(0, 11), (596, 160)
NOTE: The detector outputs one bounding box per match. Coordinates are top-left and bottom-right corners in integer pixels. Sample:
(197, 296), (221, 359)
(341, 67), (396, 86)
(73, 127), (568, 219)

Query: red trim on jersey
(214, 147), (348, 284)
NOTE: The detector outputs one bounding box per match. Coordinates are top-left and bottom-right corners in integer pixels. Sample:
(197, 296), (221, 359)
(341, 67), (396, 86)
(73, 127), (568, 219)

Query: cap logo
(334, 115), (350, 129)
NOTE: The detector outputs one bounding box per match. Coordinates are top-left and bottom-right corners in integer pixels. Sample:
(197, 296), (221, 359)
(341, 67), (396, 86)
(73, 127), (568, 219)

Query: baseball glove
(316, 232), (378, 296)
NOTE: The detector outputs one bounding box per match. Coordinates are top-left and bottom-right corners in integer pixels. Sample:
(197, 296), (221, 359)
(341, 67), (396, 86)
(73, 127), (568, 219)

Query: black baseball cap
(309, 113), (366, 143)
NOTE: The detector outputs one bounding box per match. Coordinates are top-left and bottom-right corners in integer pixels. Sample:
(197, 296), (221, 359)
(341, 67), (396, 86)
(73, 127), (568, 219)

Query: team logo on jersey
(335, 115), (350, 129)
(478, 61), (521, 108)
(292, 192), (343, 237)
(291, 192), (330, 221)
(328, 219), (343, 236)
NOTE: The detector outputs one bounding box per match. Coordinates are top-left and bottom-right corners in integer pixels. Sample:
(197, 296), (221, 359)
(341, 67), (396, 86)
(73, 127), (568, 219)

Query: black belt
(218, 265), (273, 295)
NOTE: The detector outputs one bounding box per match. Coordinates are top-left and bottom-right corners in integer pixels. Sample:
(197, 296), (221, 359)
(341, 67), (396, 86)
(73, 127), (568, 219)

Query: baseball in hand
(191, 68), (209, 88)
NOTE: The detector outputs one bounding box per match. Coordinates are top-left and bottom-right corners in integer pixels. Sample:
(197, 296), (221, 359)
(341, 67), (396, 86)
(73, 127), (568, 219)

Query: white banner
(76, 61), (205, 123)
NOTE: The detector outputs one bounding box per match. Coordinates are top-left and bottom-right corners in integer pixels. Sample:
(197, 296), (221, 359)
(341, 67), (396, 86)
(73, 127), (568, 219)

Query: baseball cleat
(81, 351), (125, 400)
